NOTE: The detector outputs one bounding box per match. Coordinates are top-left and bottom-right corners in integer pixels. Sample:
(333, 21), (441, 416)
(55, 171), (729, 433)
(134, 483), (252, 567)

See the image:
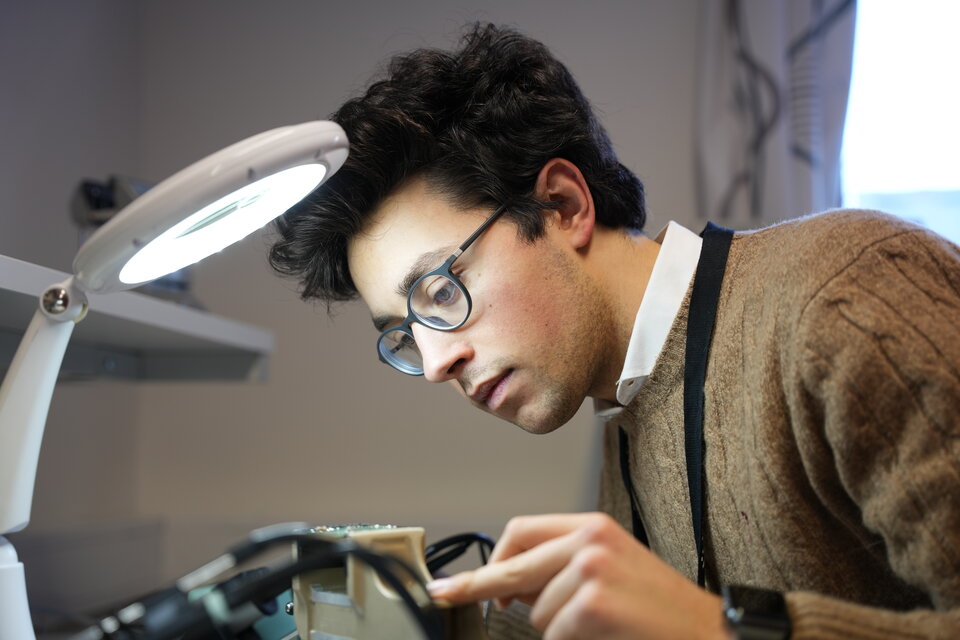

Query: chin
(483, 373), (587, 434)
(511, 402), (579, 435)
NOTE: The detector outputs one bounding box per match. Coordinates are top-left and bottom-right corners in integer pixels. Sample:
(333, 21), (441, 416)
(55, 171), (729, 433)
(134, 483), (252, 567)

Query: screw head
(284, 601), (294, 615)
(41, 287), (69, 314)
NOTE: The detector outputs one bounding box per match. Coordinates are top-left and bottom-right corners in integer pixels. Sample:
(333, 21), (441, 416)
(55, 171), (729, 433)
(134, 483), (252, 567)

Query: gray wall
(1, 0), (700, 615)
(0, 1), (145, 527)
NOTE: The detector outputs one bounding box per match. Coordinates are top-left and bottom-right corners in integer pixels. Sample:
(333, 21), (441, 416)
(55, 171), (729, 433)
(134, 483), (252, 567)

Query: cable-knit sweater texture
(596, 210), (960, 638)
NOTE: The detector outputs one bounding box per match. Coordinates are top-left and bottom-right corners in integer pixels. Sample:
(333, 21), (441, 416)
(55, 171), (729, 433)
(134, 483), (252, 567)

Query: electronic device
(70, 523), (492, 640)
(291, 525), (488, 640)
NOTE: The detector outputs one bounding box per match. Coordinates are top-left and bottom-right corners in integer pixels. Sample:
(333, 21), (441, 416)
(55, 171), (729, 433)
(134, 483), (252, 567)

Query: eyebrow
(372, 314), (398, 333)
(396, 247), (454, 298)
(369, 246), (455, 332)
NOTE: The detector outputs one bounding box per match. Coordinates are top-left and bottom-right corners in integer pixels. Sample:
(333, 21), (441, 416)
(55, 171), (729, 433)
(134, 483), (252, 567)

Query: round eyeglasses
(377, 205), (507, 375)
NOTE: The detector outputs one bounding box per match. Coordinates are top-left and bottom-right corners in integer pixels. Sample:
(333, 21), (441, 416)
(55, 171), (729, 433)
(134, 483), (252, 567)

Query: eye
(432, 280), (460, 306)
(420, 275), (461, 308)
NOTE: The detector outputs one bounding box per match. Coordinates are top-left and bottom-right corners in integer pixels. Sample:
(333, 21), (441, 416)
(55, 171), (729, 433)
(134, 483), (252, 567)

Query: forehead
(346, 179), (487, 308)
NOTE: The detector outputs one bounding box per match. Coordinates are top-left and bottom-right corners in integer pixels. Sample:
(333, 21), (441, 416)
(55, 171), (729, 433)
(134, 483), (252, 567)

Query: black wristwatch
(721, 585), (792, 640)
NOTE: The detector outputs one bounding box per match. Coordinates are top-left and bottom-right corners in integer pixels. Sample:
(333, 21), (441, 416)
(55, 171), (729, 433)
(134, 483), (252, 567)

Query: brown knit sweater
(596, 210), (960, 638)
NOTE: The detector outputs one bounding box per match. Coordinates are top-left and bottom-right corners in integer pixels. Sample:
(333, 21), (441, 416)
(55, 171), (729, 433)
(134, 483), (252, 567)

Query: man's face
(347, 179), (615, 434)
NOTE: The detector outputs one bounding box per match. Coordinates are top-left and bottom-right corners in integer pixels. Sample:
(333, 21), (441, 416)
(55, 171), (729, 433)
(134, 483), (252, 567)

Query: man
(270, 24), (960, 639)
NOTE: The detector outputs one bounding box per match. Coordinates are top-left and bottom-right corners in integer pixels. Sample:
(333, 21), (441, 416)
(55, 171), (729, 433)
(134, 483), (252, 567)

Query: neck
(586, 227), (661, 403)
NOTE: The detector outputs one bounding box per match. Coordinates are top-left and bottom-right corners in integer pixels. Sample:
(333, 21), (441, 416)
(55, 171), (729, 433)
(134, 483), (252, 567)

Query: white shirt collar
(594, 221), (703, 418)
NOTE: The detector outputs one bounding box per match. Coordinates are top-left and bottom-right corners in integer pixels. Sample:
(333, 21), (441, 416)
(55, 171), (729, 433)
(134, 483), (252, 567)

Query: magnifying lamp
(0, 120), (348, 639)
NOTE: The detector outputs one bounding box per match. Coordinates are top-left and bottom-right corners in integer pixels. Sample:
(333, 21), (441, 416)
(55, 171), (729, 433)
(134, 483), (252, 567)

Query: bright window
(841, 0), (960, 243)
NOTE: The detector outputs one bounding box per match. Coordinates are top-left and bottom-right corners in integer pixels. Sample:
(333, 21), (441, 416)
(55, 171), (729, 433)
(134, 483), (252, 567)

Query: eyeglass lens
(410, 273), (468, 329)
(379, 329), (423, 372)
(380, 273), (469, 372)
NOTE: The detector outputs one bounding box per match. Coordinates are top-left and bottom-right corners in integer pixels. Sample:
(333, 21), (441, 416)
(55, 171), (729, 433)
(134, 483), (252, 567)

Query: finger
(528, 547), (595, 632)
(489, 513), (607, 564)
(541, 582), (615, 640)
(428, 527), (582, 603)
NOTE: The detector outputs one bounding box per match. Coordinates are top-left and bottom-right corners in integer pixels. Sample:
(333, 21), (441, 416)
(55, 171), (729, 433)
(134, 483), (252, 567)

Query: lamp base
(0, 536), (36, 640)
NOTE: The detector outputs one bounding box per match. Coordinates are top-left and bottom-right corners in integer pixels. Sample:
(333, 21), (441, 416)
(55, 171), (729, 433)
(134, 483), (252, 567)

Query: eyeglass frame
(376, 204), (509, 376)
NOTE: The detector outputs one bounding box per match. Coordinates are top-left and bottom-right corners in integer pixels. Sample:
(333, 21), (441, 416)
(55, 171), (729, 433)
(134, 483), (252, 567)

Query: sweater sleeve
(788, 227), (960, 638)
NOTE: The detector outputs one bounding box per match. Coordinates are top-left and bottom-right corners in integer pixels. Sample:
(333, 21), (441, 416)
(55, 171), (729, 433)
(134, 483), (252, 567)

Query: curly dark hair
(269, 23), (646, 303)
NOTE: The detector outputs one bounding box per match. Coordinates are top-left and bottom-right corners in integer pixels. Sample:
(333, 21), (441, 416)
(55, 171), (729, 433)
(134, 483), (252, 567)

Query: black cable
(71, 531), (445, 640)
(226, 523), (314, 565)
(195, 539), (443, 640)
(787, 0), (856, 61)
(724, 0), (782, 221)
(714, 0), (856, 222)
(425, 532), (496, 575)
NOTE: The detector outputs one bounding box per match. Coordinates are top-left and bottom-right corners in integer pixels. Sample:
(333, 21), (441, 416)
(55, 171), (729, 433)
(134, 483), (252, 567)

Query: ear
(534, 158), (596, 250)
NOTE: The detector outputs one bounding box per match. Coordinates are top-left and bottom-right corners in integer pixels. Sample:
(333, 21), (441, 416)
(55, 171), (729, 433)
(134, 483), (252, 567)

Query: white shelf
(0, 254), (274, 381)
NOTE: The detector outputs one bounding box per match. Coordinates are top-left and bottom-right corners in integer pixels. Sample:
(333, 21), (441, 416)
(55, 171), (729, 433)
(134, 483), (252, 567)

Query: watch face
(722, 585), (791, 640)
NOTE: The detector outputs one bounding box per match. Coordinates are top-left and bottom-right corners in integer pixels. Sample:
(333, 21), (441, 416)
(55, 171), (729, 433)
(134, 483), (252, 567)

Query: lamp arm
(0, 278), (86, 640)
(0, 278), (86, 534)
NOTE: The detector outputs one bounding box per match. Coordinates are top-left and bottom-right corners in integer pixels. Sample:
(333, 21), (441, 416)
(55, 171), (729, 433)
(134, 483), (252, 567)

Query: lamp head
(73, 121), (348, 294)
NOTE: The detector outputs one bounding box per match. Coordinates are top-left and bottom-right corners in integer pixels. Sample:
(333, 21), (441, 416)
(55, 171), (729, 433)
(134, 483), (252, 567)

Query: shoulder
(724, 209), (959, 307)
(714, 209), (960, 393)
(774, 211), (960, 399)
(732, 208), (938, 265)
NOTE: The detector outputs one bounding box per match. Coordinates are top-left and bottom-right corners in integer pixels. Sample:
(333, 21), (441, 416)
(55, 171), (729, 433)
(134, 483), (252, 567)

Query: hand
(427, 513), (732, 640)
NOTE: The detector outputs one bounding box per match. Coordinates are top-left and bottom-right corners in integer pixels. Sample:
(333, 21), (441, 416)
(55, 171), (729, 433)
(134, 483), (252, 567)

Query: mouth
(470, 370), (513, 410)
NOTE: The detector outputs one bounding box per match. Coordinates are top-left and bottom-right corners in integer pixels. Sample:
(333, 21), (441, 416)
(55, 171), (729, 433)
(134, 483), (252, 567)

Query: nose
(411, 323), (473, 382)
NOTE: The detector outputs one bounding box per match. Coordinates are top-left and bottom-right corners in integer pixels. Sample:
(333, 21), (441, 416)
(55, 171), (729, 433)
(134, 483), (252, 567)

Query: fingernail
(426, 577), (454, 597)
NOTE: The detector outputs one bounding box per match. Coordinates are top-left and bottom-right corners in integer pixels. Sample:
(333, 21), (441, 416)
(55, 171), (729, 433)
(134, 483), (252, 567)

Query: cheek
(481, 278), (569, 345)
(470, 241), (577, 350)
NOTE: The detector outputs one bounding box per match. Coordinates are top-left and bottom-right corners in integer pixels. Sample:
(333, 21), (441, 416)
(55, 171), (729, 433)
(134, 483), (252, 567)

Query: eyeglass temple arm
(456, 205), (508, 254)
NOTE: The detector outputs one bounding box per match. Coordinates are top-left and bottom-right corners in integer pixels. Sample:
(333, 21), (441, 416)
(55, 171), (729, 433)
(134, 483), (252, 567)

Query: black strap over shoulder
(620, 222), (734, 589)
(684, 222), (734, 586)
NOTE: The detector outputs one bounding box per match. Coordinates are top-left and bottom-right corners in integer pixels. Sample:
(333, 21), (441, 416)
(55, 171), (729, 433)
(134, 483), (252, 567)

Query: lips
(470, 370), (512, 409)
